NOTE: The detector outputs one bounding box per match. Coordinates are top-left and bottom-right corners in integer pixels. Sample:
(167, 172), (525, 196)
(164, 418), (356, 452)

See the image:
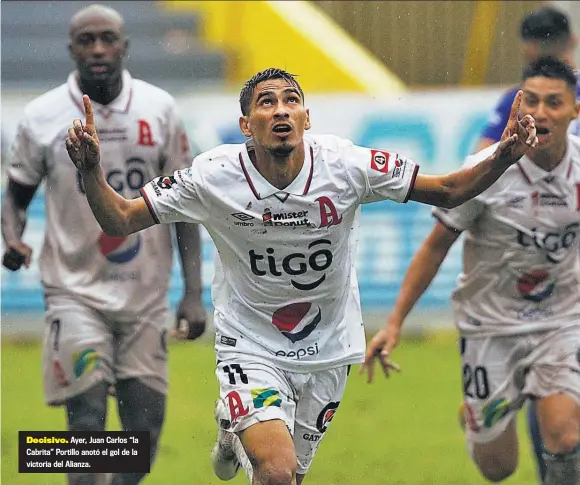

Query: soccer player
(1, 5), (205, 485)
(475, 7), (579, 480)
(363, 57), (580, 485)
(477, 6), (580, 153)
(65, 66), (536, 485)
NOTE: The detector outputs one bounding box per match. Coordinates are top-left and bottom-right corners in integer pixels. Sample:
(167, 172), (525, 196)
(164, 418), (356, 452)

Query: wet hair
(520, 6), (571, 42)
(239, 68), (304, 116)
(522, 56), (577, 92)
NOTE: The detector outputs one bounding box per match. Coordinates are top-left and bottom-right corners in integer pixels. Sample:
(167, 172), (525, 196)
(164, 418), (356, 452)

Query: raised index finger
(508, 90), (523, 122)
(83, 95), (95, 129)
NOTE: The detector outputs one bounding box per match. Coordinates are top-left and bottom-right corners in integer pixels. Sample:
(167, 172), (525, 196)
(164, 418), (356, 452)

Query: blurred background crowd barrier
(2, 0), (579, 327)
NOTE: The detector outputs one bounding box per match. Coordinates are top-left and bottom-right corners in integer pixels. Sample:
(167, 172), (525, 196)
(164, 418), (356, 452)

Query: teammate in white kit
(363, 57), (580, 485)
(474, 9), (580, 480)
(65, 67), (537, 485)
(1, 5), (205, 485)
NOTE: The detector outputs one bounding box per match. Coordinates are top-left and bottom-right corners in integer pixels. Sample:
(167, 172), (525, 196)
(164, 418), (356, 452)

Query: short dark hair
(239, 68), (304, 116)
(522, 56), (577, 91)
(520, 6), (571, 42)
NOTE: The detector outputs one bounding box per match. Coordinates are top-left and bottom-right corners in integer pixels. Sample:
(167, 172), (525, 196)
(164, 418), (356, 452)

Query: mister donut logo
(99, 233), (141, 264)
(271, 302), (321, 343)
(516, 270), (555, 302)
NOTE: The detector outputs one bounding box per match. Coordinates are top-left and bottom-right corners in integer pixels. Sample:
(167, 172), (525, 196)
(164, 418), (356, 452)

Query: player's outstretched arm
(65, 95), (155, 237)
(361, 222), (459, 383)
(409, 91), (538, 209)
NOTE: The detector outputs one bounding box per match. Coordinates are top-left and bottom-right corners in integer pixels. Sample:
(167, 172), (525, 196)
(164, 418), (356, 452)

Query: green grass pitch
(2, 333), (537, 484)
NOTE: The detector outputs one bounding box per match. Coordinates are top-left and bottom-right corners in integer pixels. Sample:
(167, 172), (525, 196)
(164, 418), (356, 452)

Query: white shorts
(460, 324), (580, 444)
(215, 356), (350, 474)
(42, 295), (169, 406)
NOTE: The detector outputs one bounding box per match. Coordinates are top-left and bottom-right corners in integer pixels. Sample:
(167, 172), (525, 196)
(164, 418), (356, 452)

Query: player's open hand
(494, 90), (538, 164)
(172, 297), (207, 341)
(65, 95), (100, 172)
(360, 320), (402, 384)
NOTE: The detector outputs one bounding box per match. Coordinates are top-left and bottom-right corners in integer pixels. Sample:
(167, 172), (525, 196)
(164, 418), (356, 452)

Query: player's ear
(239, 116), (252, 137)
(68, 41), (76, 60)
(123, 36), (129, 56)
(573, 100), (580, 120)
(304, 108), (311, 131)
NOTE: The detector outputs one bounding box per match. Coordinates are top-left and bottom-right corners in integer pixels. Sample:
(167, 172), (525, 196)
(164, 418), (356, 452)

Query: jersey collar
(67, 70), (133, 117)
(516, 139), (573, 184)
(239, 140), (314, 201)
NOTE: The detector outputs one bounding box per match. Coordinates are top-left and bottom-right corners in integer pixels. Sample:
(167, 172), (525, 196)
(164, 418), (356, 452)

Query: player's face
(520, 76), (579, 149)
(239, 79), (310, 157)
(69, 14), (126, 84)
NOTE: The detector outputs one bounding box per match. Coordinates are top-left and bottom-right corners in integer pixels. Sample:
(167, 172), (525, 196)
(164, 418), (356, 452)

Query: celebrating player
(364, 57), (580, 485)
(65, 66), (536, 485)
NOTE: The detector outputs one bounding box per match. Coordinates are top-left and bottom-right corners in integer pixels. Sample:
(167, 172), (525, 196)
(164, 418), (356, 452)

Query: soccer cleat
(211, 400), (241, 481)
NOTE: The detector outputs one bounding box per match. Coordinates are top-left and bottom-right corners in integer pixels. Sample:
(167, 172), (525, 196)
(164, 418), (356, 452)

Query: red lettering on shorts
(226, 391), (249, 421)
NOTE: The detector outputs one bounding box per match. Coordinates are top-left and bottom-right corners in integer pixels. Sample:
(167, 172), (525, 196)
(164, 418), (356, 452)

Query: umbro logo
(231, 212), (254, 221)
(231, 212), (255, 227)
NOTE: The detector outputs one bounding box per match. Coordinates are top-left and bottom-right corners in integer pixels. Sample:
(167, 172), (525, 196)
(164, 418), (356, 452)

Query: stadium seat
(1, 0), (226, 90)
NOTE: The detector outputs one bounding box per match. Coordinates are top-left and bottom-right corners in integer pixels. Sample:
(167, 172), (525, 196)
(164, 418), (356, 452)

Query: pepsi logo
(517, 270), (555, 302)
(99, 233), (141, 264)
(272, 302), (321, 343)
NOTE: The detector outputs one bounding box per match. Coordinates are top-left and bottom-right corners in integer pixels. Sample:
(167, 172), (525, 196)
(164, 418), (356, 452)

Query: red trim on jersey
(69, 89), (85, 115)
(140, 188), (160, 224)
(121, 88), (133, 114)
(303, 146), (314, 195)
(239, 152), (262, 200)
(432, 212), (463, 234)
(403, 164), (420, 203)
(516, 162), (532, 184)
(240, 146), (313, 200)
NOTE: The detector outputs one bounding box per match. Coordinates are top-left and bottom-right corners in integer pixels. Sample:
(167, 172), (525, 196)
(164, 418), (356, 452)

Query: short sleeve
(479, 88), (517, 142)
(343, 141), (419, 204)
(160, 100), (192, 173)
(432, 198), (486, 233)
(140, 160), (209, 225)
(7, 117), (46, 186)
(431, 150), (490, 231)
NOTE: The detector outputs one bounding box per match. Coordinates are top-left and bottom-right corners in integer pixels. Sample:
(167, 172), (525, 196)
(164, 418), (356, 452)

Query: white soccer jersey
(433, 139), (580, 336)
(141, 134), (418, 371)
(8, 70), (191, 315)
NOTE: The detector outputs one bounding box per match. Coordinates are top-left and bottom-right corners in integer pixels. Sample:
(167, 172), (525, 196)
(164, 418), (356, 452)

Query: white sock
(465, 436), (475, 460)
(233, 435), (254, 483)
